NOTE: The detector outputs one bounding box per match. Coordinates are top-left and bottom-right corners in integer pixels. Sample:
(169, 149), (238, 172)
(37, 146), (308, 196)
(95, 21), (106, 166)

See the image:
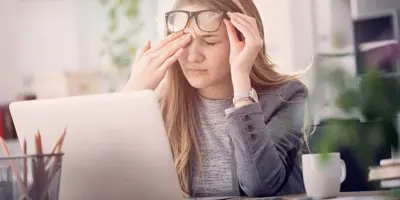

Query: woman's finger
(153, 34), (191, 67)
(228, 13), (258, 39)
(158, 48), (183, 72)
(229, 17), (255, 42)
(147, 31), (184, 54)
(223, 19), (240, 45)
(229, 12), (259, 32)
(134, 40), (151, 63)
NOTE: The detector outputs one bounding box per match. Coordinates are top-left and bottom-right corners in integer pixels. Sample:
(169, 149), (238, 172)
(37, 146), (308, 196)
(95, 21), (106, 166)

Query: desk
(189, 191), (394, 200)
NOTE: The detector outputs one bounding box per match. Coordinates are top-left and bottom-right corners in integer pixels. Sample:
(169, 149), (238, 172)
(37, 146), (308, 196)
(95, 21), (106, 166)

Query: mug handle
(340, 159), (347, 183)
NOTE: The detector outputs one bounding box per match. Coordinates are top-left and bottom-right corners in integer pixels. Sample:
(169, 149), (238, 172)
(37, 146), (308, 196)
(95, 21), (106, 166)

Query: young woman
(123, 0), (309, 198)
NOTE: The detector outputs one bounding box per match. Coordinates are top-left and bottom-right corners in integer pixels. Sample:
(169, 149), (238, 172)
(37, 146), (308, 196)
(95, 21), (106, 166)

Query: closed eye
(204, 40), (220, 46)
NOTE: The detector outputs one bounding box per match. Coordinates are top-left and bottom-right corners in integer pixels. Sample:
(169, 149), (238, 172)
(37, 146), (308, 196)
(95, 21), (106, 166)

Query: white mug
(302, 153), (346, 198)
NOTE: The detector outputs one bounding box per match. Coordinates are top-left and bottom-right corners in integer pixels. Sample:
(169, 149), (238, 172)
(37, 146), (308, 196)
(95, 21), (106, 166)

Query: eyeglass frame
(165, 9), (228, 33)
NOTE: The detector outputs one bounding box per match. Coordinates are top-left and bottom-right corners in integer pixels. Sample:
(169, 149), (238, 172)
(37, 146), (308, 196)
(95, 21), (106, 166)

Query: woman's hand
(224, 12), (263, 97)
(123, 32), (192, 92)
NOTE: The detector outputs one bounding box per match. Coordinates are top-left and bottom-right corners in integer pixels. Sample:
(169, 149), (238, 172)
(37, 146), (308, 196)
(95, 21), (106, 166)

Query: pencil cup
(0, 153), (64, 200)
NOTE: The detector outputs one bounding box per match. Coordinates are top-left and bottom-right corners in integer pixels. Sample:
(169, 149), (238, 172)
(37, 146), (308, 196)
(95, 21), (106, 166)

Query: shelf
(354, 15), (396, 43)
(317, 39), (398, 57)
(353, 9), (400, 75)
(353, 8), (398, 22)
(359, 39), (399, 51)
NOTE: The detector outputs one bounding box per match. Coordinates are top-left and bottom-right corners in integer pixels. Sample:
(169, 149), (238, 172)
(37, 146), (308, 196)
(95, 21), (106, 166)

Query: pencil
(23, 138), (27, 190)
(44, 127), (67, 165)
(35, 131), (43, 154)
(35, 131), (45, 199)
(40, 129), (66, 200)
(0, 136), (29, 197)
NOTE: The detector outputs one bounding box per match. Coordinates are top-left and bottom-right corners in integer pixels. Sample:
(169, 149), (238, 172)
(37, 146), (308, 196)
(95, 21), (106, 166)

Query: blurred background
(1, 0), (400, 132)
(1, 0), (400, 193)
(1, 0), (399, 110)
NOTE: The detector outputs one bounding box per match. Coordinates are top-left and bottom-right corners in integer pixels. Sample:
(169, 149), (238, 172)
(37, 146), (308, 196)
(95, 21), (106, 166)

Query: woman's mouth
(188, 69), (208, 73)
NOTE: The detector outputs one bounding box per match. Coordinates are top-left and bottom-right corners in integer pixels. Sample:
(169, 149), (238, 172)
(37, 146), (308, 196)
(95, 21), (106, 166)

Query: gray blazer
(225, 80), (307, 197)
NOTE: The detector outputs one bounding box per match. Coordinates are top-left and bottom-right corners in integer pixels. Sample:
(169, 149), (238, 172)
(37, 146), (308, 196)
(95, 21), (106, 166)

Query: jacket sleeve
(225, 82), (307, 197)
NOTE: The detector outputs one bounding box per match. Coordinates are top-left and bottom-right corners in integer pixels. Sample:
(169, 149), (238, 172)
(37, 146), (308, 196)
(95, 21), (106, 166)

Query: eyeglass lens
(166, 11), (224, 33)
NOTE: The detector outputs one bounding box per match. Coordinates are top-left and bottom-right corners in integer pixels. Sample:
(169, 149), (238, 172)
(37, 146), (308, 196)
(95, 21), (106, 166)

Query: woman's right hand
(123, 31), (192, 92)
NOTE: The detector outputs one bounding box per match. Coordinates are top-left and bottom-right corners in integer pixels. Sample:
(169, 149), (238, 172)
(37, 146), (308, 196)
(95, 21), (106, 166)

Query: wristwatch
(233, 88), (259, 104)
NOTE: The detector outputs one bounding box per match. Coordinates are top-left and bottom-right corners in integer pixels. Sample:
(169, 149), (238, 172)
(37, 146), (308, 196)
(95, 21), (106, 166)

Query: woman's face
(173, 4), (232, 89)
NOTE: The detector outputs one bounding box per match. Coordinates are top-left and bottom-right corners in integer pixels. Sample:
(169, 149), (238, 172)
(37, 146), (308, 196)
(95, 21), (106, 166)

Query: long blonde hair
(158, 0), (310, 197)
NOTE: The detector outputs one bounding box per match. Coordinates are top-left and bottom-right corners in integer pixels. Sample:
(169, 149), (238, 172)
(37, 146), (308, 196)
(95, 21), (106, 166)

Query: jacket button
(249, 133), (257, 140)
(243, 115), (251, 121)
(247, 124), (254, 132)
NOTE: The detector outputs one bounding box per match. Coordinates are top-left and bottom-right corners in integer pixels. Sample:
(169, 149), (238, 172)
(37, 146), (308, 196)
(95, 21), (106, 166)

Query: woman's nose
(183, 29), (205, 63)
(187, 40), (205, 63)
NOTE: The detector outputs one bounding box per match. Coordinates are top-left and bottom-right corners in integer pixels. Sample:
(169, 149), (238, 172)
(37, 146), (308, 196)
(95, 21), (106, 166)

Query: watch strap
(233, 88), (258, 104)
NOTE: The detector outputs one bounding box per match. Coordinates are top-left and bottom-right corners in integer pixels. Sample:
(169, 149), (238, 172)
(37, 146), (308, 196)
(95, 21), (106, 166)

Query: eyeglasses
(165, 10), (227, 33)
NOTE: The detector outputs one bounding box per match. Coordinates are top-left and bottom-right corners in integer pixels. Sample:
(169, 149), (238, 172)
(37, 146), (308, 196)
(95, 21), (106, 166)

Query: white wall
(76, 0), (158, 70)
(156, 0), (173, 40)
(256, 0), (296, 74)
(289, 0), (315, 89)
(14, 0), (81, 76)
(74, 0), (107, 70)
(0, 0), (84, 103)
(0, 0), (159, 102)
(256, 0), (315, 89)
(0, 0), (316, 102)
(0, 1), (22, 103)
(351, 0), (400, 17)
(314, 0), (353, 52)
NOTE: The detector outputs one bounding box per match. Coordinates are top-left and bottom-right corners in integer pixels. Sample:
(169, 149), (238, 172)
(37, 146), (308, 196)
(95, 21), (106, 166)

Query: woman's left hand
(225, 12), (263, 76)
(224, 12), (263, 96)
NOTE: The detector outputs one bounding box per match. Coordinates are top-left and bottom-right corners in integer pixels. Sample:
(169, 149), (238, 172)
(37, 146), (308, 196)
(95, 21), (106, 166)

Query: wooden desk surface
(194, 190), (394, 200)
(279, 190), (389, 198)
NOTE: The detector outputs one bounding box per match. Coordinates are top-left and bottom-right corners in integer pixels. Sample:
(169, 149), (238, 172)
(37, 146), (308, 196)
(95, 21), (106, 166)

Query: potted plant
(98, 0), (143, 92)
(310, 54), (400, 195)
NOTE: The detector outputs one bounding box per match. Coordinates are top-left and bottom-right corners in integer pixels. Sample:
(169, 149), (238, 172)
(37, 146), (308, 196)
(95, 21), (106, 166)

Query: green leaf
(313, 56), (400, 172)
(312, 118), (363, 157)
(391, 188), (400, 197)
(108, 22), (117, 32)
(125, 0), (139, 18)
(327, 68), (348, 91)
(382, 121), (399, 150)
(100, 0), (142, 70)
(359, 70), (388, 120)
(108, 7), (117, 21)
(126, 7), (138, 18)
(335, 88), (359, 112)
(128, 46), (136, 55)
(114, 37), (128, 44)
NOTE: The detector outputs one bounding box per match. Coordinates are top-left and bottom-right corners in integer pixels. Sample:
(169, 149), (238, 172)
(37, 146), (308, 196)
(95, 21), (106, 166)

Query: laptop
(9, 90), (183, 200)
